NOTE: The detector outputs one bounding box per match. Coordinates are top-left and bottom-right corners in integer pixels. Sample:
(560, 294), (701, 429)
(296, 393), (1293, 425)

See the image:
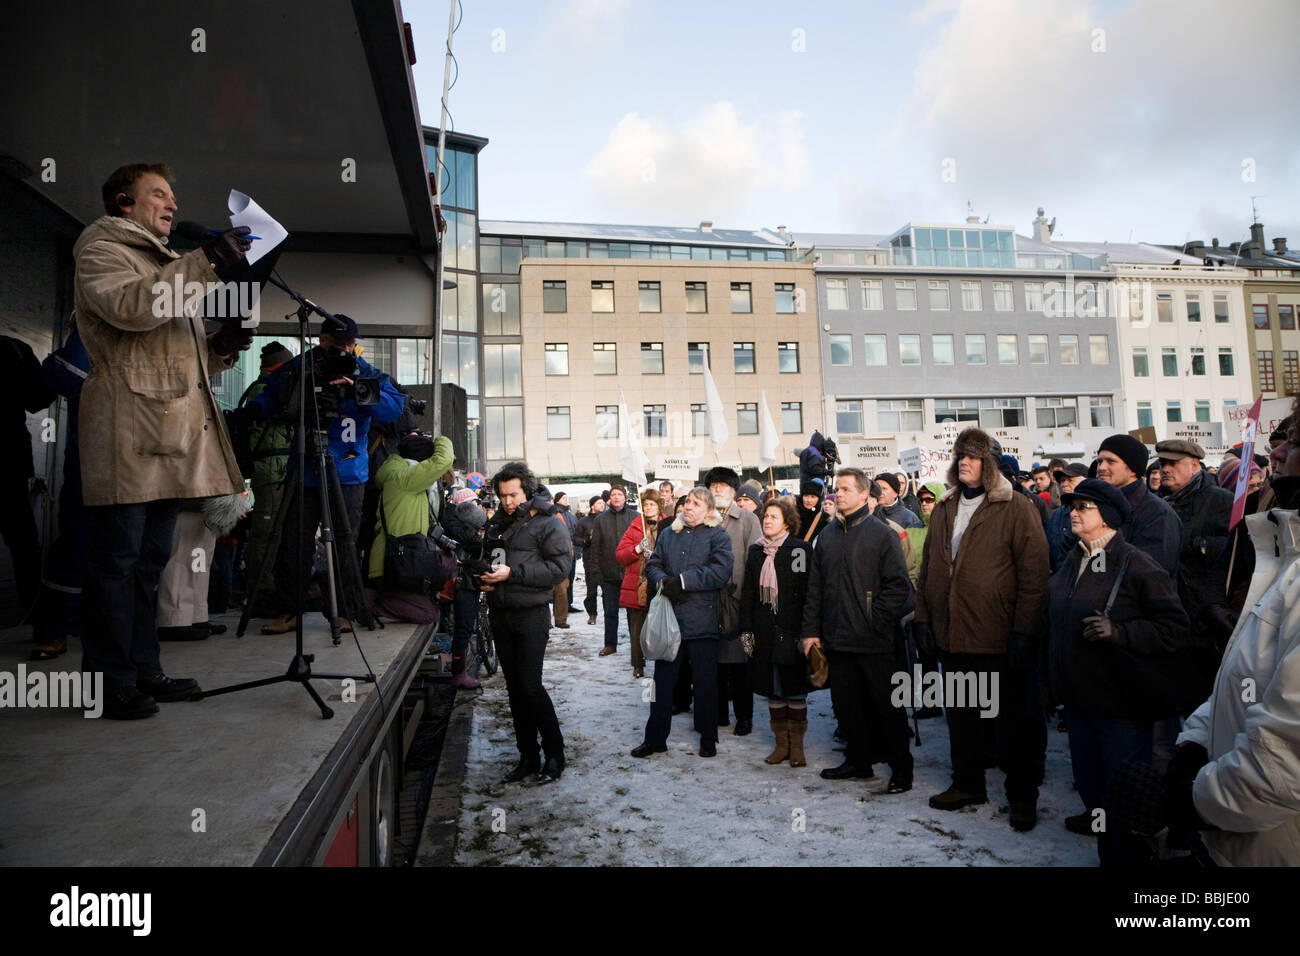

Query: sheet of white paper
(227, 190), (288, 265)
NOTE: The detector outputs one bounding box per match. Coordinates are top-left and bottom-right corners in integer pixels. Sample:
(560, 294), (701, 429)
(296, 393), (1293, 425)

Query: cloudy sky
(407, 0), (1299, 247)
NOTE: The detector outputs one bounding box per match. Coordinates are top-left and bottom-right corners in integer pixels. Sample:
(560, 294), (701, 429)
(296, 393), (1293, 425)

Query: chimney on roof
(1032, 207), (1055, 242)
(777, 225), (787, 238)
(699, 220), (713, 234)
(1250, 222), (1265, 249)
(1212, 238), (1220, 248)
(1184, 240), (1205, 258)
(1230, 242), (1241, 254)
(1275, 237), (1289, 255)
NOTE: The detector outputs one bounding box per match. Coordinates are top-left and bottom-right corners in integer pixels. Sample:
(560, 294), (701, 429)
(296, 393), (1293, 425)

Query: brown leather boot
(787, 708), (808, 767)
(260, 614), (298, 635)
(764, 706), (789, 764)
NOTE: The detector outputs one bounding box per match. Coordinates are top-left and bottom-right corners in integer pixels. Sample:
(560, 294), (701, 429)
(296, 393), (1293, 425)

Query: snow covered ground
(454, 568), (1098, 866)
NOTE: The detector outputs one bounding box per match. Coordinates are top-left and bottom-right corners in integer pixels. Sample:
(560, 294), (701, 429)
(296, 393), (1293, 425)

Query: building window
(643, 404), (666, 438)
(1285, 351), (1300, 394)
(590, 280), (614, 312)
(1132, 347), (1149, 377)
(737, 402), (758, 435)
(1258, 350), (1276, 392)
(641, 341), (663, 374)
(1089, 334), (1109, 365)
(781, 401), (802, 433)
(543, 280), (567, 313)
(966, 334), (986, 365)
(1137, 402), (1153, 429)
(1162, 347), (1178, 377)
(1028, 334), (1049, 365)
(731, 282), (752, 313)
(933, 399), (979, 424)
(1281, 305), (1296, 331)
(690, 403), (710, 436)
(734, 341), (755, 374)
(1195, 400), (1211, 423)
(862, 334), (886, 366)
(686, 281), (708, 313)
(688, 342), (710, 373)
(825, 278), (848, 311)
(440, 333), (479, 393)
(1060, 334), (1079, 365)
(544, 342), (568, 376)
(546, 406), (571, 440)
(594, 342), (617, 375)
(1157, 293), (1173, 324)
(899, 334), (921, 365)
(1191, 347), (1206, 376)
(775, 282), (796, 314)
(1089, 396), (1113, 428)
(638, 281), (661, 313)
(1214, 292), (1230, 323)
(928, 280), (950, 311)
(1254, 304), (1270, 329)
(960, 281), (983, 311)
(1219, 347), (1234, 376)
(778, 342), (799, 373)
(481, 281), (520, 334)
(1035, 396), (1078, 428)
(836, 400), (863, 436)
(976, 397), (1025, 428)
(877, 399), (924, 432)
(861, 279), (883, 310)
(998, 334), (1019, 364)
(992, 281), (1013, 311)
(483, 343), (522, 397)
(484, 405), (523, 459)
(830, 334), (853, 366)
(1166, 401), (1182, 423)
(932, 333), (954, 365)
(1186, 294), (1202, 322)
(895, 279), (916, 311)
(1024, 281), (1044, 313)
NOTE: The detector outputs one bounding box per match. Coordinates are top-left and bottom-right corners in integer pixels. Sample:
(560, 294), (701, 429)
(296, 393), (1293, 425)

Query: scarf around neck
(759, 531), (789, 612)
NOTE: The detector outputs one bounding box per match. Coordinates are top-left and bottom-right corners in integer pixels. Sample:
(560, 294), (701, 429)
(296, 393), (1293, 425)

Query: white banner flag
(757, 390), (779, 471)
(618, 392), (650, 488)
(702, 357), (729, 455)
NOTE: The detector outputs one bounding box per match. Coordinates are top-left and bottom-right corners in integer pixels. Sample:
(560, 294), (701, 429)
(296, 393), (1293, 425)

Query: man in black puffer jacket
(801, 468), (914, 794)
(1155, 439), (1232, 624)
(481, 461), (572, 785)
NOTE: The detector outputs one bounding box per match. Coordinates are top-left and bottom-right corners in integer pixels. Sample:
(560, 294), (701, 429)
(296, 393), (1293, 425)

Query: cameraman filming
(246, 313), (404, 633)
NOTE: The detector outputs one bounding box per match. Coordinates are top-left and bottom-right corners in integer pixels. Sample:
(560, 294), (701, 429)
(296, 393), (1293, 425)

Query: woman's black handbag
(378, 492), (456, 595)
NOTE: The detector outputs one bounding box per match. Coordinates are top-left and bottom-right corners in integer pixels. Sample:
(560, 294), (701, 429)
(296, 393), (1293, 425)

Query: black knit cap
(1062, 477), (1131, 530)
(874, 473), (901, 495)
(1097, 434), (1150, 481)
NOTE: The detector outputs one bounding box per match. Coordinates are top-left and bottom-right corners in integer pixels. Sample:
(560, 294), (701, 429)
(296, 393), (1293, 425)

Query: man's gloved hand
(1082, 612), (1120, 643)
(912, 621), (937, 658)
(203, 226), (253, 274)
(210, 325), (255, 356)
(660, 577), (687, 604)
(1164, 742), (1212, 833)
(1007, 632), (1037, 671)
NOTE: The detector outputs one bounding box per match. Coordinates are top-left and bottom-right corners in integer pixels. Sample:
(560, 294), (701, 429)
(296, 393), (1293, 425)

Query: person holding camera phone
(244, 313), (404, 633)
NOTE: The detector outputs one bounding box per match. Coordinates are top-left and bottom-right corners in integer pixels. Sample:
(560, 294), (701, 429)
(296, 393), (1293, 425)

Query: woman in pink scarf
(739, 496), (816, 767)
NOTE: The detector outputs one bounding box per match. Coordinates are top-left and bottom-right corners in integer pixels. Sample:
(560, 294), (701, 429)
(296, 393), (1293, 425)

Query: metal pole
(430, 0), (458, 440)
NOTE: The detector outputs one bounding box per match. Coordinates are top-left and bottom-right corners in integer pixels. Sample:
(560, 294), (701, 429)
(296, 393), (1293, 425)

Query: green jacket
(240, 378), (293, 484)
(905, 482), (946, 585)
(368, 436), (455, 580)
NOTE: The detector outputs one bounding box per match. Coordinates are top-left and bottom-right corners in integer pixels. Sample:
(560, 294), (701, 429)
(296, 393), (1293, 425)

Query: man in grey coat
(706, 466), (763, 735)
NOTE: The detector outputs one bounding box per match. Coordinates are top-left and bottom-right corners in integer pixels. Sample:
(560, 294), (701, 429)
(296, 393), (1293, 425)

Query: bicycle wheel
(476, 598), (498, 676)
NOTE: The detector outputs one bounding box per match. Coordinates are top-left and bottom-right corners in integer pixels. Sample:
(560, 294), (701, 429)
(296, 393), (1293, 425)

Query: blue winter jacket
(249, 349), (403, 486)
(645, 511), (733, 640)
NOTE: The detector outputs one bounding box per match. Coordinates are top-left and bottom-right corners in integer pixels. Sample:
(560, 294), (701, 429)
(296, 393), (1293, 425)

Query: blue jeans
(81, 500), (180, 689)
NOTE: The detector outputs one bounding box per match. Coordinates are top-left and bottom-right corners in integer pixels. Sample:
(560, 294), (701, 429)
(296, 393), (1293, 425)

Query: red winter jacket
(615, 517), (658, 610)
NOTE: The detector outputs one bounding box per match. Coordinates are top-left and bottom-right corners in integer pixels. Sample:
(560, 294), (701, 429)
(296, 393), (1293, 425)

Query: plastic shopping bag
(641, 592), (681, 663)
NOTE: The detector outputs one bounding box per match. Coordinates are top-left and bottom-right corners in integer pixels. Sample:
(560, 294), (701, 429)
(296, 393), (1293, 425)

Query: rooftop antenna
(1251, 196), (1261, 224)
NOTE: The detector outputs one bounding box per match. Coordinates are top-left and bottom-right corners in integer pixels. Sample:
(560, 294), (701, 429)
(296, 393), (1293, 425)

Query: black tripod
(196, 281), (376, 718)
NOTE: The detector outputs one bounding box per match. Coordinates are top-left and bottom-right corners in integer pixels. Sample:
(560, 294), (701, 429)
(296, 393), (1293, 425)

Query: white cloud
(582, 102), (809, 225)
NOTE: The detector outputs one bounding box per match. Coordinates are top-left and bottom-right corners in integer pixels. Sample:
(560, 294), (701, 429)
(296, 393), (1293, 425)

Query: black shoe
(195, 621), (228, 636)
(102, 686), (159, 720)
(567, 606), (581, 613)
(717, 717), (730, 727)
(630, 742), (667, 758)
(733, 719), (752, 736)
(832, 726), (847, 743)
(537, 755), (564, 784)
(1010, 801), (1038, 832)
(503, 757), (541, 783)
(819, 761), (874, 780)
(1065, 811), (1098, 836)
(876, 776), (913, 794)
(136, 673), (200, 702)
(157, 625), (206, 642)
(699, 738), (716, 758)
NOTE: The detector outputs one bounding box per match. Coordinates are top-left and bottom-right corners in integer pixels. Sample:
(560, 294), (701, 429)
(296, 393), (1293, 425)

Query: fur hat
(703, 466), (741, 492)
(947, 427), (1002, 493)
(800, 478), (825, 499)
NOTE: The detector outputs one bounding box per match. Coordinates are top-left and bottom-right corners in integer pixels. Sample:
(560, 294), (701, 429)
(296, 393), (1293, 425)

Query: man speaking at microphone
(74, 163), (254, 720)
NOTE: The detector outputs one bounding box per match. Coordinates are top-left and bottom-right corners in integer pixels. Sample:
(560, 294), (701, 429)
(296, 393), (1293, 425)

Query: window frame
(544, 341), (569, 376)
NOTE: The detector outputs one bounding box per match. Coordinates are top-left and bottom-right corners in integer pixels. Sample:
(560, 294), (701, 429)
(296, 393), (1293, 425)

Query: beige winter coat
(73, 216), (244, 506)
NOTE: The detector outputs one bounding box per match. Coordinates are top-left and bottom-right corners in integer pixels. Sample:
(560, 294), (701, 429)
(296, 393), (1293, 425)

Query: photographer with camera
(245, 313), (404, 633)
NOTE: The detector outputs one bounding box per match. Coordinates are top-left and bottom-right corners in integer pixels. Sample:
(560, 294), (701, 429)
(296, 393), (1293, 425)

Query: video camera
(314, 348), (381, 414)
